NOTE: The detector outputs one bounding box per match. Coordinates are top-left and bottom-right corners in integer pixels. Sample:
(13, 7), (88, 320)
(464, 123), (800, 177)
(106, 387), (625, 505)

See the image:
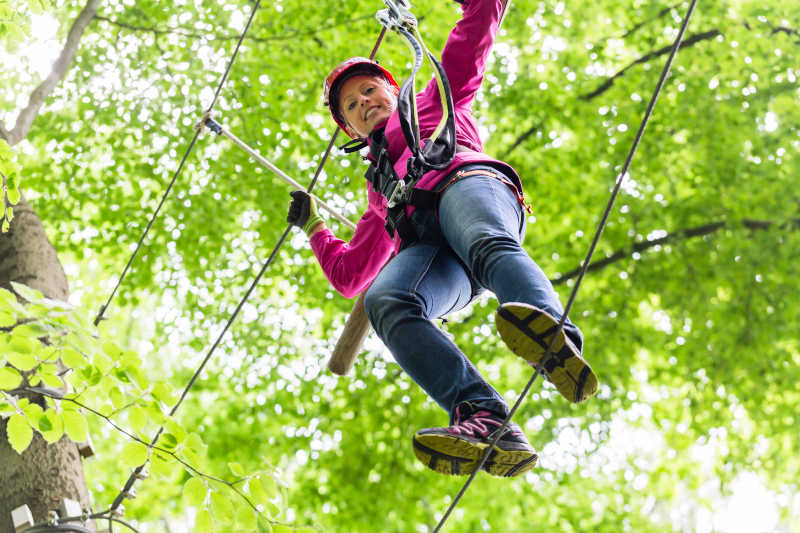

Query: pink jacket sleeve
(427, 0), (506, 108)
(308, 183), (395, 298)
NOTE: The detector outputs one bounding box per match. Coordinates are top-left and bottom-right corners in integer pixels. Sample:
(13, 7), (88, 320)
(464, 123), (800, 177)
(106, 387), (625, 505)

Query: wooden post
(327, 292), (371, 375)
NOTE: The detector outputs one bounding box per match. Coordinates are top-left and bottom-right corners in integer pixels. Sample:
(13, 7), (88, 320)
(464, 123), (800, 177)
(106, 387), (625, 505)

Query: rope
(104, 27), (388, 516)
(432, 0), (699, 530)
(93, 1), (265, 326)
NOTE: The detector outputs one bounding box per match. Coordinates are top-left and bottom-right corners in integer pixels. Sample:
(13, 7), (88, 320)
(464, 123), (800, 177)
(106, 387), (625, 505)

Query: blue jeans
(364, 169), (583, 422)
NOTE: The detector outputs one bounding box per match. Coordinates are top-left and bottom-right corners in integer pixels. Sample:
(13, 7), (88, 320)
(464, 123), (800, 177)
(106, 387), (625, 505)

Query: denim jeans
(364, 168), (583, 423)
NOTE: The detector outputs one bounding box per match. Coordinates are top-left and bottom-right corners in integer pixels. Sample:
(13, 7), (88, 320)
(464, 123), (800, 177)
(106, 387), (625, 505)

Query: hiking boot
(412, 404), (538, 477)
(496, 302), (598, 403)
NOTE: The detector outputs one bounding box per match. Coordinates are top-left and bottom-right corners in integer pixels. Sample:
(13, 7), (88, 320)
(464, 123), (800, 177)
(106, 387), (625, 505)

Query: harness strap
(438, 169), (533, 214)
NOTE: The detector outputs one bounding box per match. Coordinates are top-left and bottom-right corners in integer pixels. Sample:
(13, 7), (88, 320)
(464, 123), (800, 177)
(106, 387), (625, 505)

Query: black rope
(432, 0), (699, 530)
(105, 28), (387, 515)
(94, 1), (265, 326)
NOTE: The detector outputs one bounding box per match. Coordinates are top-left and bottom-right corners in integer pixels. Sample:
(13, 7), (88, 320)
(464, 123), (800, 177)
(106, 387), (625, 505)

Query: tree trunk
(0, 198), (93, 533)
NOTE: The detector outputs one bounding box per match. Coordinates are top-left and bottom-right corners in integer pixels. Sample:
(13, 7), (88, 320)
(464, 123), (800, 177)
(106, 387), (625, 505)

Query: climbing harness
(83, 0), (699, 527)
(377, 0), (457, 176)
(357, 0), (460, 246)
(432, 0), (700, 530)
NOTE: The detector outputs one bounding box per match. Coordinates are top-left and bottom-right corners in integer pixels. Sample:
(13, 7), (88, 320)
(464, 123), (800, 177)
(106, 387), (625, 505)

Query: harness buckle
(386, 180), (408, 208)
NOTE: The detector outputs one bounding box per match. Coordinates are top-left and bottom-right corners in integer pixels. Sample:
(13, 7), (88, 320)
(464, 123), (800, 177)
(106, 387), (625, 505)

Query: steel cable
(94, 1), (265, 325)
(433, 0), (699, 530)
(104, 26), (387, 515)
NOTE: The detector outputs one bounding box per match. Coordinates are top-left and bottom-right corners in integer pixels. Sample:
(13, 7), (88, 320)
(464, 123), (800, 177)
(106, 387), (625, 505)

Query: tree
(1, 0), (798, 531)
(1, 1), (99, 531)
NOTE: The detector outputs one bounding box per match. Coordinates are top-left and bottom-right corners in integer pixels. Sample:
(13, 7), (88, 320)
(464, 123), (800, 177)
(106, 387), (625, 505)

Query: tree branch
(552, 217), (800, 285)
(94, 13), (374, 44)
(19, 386), (263, 515)
(581, 29), (722, 101)
(620, 5), (680, 40)
(500, 120), (544, 159)
(0, 0), (100, 147)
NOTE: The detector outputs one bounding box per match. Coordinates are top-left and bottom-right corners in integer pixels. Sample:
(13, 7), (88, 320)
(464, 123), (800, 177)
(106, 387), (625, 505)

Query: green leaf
(183, 476), (208, 507)
(160, 432), (179, 450)
(195, 509), (214, 533)
(152, 382), (177, 406)
(210, 491), (234, 524)
(63, 409), (88, 442)
(0, 366), (22, 389)
(0, 311), (15, 327)
(120, 441), (149, 467)
(235, 505), (257, 531)
(38, 410), (64, 443)
(228, 462), (245, 477)
(150, 451), (174, 479)
(9, 282), (44, 304)
(7, 413), (33, 453)
(108, 386), (124, 409)
(0, 287), (17, 307)
(128, 405), (147, 433)
(102, 341), (122, 359)
(40, 372), (64, 389)
(93, 351), (113, 374)
(8, 334), (35, 355)
(249, 477), (280, 518)
(37, 412), (53, 431)
(60, 347), (87, 369)
(7, 350), (37, 371)
(29, 0), (48, 15)
(164, 418), (187, 443)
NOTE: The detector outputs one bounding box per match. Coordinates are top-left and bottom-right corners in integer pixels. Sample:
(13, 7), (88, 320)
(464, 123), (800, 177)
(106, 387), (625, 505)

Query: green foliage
(2, 0), (799, 531)
(0, 284), (293, 530)
(0, 138), (20, 232)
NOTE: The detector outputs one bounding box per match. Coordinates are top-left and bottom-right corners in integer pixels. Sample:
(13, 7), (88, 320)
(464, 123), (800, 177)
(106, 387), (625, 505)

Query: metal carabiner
(376, 0), (417, 32)
(386, 180), (408, 208)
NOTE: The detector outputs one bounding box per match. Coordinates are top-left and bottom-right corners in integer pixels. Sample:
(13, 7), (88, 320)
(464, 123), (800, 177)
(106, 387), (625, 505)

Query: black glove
(287, 190), (323, 234)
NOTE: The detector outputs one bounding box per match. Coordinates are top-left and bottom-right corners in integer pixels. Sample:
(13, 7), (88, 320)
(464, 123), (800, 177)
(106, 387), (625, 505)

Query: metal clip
(386, 180), (408, 208)
(376, 0), (417, 32)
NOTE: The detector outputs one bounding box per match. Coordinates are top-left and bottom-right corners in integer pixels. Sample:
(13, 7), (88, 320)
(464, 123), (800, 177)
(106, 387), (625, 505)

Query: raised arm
(433, 0), (509, 107)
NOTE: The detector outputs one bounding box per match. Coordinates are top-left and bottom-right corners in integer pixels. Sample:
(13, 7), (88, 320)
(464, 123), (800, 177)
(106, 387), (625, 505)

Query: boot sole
(496, 302), (598, 403)
(412, 433), (538, 478)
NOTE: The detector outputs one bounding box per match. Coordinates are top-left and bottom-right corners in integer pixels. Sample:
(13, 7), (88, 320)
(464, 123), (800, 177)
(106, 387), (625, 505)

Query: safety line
(104, 27), (387, 517)
(433, 0), (699, 530)
(94, 0), (265, 326)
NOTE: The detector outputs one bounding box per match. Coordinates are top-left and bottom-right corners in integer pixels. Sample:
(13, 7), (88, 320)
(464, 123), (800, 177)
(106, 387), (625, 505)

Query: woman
(287, 0), (597, 477)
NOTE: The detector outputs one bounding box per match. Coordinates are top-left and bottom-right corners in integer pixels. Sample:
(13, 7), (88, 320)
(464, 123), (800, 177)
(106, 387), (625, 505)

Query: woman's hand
(287, 190), (325, 236)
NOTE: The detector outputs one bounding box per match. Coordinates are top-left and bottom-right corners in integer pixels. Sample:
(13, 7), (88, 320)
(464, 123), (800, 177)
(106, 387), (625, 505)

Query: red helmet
(323, 57), (399, 137)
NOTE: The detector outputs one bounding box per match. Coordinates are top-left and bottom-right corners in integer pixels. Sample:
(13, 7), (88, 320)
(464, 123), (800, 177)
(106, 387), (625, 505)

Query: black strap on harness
(366, 0), (457, 245)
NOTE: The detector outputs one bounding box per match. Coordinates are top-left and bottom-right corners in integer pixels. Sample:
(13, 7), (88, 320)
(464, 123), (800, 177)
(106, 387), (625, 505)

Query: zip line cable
(432, 0), (699, 530)
(104, 27), (387, 517)
(93, 0), (265, 326)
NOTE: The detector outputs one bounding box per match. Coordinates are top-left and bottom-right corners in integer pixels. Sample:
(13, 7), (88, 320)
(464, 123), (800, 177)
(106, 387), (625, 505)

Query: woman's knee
(364, 282), (418, 335)
(466, 232), (523, 283)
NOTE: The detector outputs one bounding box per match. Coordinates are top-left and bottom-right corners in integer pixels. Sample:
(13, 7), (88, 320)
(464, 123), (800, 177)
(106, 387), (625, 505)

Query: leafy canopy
(1, 0), (798, 531)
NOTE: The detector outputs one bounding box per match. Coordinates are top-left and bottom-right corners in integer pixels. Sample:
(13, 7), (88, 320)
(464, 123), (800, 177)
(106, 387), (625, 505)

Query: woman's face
(338, 74), (397, 138)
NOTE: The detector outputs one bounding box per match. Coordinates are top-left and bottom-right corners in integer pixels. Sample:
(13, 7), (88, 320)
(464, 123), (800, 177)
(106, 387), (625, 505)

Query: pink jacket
(310, 0), (520, 298)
